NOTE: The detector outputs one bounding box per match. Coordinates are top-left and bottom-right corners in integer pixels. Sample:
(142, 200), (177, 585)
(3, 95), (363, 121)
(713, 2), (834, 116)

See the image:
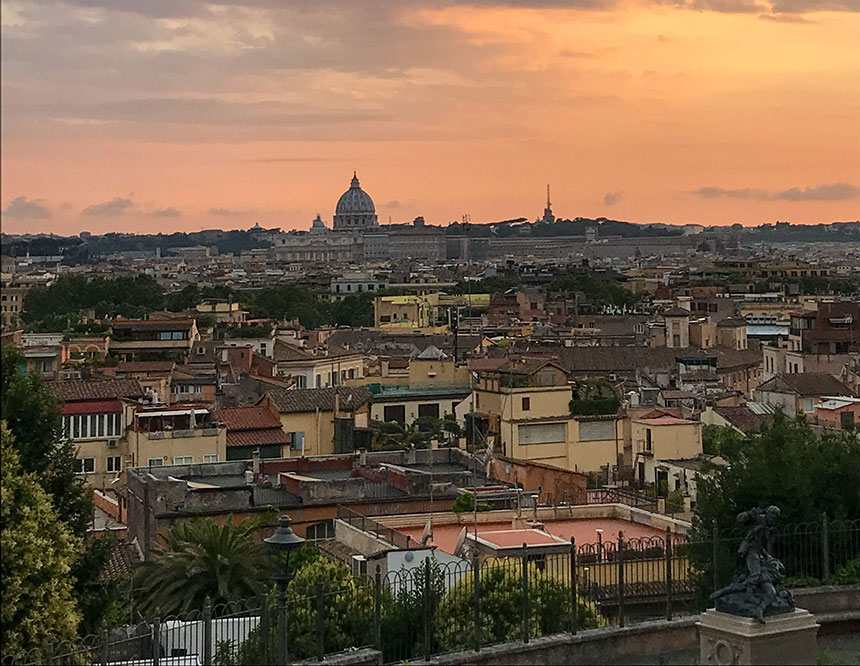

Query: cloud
(81, 197), (134, 216)
(383, 200), (402, 208)
(151, 207), (182, 217)
(208, 207), (245, 216)
(603, 191), (624, 206)
(692, 183), (859, 201)
(692, 187), (769, 200)
(773, 183), (860, 201)
(2, 196), (51, 219)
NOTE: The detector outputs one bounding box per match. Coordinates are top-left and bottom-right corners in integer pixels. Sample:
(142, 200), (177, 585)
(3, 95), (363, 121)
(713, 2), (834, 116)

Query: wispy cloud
(81, 197), (133, 216)
(3, 196), (51, 219)
(208, 207), (246, 216)
(773, 183), (860, 201)
(692, 183), (859, 201)
(151, 207), (182, 217)
(603, 191), (624, 206)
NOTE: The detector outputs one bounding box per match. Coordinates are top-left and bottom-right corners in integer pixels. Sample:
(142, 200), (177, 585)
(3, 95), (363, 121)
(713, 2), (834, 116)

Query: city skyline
(2, 1), (859, 235)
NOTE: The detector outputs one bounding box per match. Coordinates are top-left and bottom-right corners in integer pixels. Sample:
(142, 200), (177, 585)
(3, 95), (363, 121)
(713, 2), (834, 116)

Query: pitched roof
(226, 428), (290, 448)
(116, 361), (176, 373)
(98, 539), (144, 583)
(265, 387), (373, 414)
(213, 404), (281, 430)
(662, 307), (691, 317)
(762, 373), (854, 397)
(713, 405), (773, 433)
(49, 378), (144, 402)
(273, 339), (313, 362)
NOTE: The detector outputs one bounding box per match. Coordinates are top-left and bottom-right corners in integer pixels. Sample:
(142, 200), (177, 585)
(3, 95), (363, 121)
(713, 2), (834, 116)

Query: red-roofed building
(213, 399), (291, 460)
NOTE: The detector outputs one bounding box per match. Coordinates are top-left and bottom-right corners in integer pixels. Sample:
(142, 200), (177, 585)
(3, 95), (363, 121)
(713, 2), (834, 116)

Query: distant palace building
(271, 173), (444, 264)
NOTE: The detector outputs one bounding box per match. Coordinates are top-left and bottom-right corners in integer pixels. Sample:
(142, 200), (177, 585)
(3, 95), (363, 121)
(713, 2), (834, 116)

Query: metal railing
(336, 505), (413, 550)
(5, 517), (857, 665)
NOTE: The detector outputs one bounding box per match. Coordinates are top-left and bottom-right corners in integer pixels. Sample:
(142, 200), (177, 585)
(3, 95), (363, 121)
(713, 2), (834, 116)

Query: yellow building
(373, 293), (491, 330)
(629, 411), (703, 490)
(50, 378), (145, 494)
(473, 358), (624, 474)
(128, 405), (227, 471)
(264, 387), (373, 456)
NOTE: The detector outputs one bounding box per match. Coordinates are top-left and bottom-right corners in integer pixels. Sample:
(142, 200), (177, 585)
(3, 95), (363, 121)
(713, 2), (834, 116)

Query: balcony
(366, 381), (471, 399)
(147, 427), (220, 440)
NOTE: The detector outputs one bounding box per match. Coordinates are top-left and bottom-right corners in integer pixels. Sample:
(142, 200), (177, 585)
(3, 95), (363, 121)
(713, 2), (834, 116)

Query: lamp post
(265, 514), (305, 666)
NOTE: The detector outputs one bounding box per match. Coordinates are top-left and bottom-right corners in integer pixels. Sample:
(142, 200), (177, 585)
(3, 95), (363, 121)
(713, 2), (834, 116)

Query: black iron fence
(5, 517), (857, 665)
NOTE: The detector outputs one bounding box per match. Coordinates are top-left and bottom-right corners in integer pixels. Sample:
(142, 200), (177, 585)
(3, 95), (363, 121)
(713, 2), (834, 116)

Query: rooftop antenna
(547, 184), (551, 209)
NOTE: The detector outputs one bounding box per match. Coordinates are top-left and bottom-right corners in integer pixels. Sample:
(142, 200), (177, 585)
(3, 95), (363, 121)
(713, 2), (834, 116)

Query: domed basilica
(333, 172), (378, 231)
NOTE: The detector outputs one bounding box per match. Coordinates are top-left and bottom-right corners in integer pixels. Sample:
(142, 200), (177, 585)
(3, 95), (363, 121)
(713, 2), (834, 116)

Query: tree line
(21, 276), (377, 334)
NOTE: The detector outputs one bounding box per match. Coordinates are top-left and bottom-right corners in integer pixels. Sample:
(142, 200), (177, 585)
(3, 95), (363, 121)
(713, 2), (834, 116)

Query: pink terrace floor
(400, 518), (667, 556)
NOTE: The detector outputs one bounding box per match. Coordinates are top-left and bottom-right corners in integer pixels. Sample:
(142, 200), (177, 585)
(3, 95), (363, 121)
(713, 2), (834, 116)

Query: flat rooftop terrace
(401, 517), (669, 556)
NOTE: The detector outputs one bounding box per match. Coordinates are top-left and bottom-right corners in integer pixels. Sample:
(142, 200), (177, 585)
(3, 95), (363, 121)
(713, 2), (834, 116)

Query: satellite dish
(453, 527), (468, 558)
(421, 518), (433, 546)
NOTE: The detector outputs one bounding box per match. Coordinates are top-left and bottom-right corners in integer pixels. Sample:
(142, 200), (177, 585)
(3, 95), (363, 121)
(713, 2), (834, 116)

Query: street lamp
(265, 514), (305, 666)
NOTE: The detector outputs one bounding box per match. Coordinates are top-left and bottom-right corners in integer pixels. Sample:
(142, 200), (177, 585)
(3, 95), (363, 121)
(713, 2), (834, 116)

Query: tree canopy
(133, 514), (275, 617)
(1, 345), (92, 537)
(1, 423), (81, 656)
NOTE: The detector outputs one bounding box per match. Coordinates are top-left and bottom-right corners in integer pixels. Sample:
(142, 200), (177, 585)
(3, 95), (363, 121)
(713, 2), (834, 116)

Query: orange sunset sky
(1, 0), (859, 236)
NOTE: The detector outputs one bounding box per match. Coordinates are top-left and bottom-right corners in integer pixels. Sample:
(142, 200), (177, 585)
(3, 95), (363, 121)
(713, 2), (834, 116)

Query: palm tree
(133, 514), (272, 617)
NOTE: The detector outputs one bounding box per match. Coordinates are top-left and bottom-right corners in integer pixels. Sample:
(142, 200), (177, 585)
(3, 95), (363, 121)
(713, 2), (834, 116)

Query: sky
(1, 0), (859, 236)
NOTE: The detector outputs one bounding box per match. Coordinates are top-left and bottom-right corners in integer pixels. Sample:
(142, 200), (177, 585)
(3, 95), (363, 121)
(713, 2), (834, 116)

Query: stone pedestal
(698, 608), (819, 666)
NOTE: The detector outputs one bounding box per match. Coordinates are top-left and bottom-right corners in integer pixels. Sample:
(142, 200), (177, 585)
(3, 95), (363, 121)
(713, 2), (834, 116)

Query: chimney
(359, 448), (367, 466)
(252, 448), (261, 475)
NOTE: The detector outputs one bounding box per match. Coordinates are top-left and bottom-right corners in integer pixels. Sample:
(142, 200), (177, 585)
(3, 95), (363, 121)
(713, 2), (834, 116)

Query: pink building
(814, 396), (860, 429)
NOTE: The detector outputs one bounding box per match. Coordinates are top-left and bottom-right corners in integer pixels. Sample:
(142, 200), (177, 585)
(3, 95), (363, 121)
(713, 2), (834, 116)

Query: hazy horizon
(2, 1), (859, 236)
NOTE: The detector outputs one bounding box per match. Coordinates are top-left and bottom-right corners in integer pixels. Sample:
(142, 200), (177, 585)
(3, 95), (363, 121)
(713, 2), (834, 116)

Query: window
(172, 331), (184, 340)
(518, 422), (565, 445)
(348, 368), (355, 379)
(418, 403), (439, 419)
(384, 405), (406, 424)
(578, 420), (616, 442)
(802, 398), (814, 413)
(173, 456), (193, 465)
(290, 431), (305, 452)
(646, 428), (653, 452)
(74, 458), (96, 474)
(160, 332), (172, 340)
(147, 458), (164, 467)
(316, 374), (322, 388)
(106, 456), (122, 473)
(203, 454), (220, 463)
(522, 397), (531, 411)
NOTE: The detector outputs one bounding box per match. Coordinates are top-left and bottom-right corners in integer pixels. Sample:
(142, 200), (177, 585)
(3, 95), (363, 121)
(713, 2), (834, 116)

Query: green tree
(379, 558), (447, 661)
(434, 562), (604, 651)
(689, 412), (860, 602)
(70, 532), (130, 636)
(235, 556), (372, 664)
(1, 422), (82, 656)
(133, 514), (274, 617)
(329, 292), (374, 327)
(0, 345), (91, 537)
(701, 424), (744, 456)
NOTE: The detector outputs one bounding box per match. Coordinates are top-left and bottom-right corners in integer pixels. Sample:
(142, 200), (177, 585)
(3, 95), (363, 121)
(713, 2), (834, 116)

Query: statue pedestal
(698, 608), (819, 666)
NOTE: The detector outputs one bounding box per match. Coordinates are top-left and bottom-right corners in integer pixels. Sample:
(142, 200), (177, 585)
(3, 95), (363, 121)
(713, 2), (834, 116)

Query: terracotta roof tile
(266, 387), (372, 414)
(49, 378), (144, 402)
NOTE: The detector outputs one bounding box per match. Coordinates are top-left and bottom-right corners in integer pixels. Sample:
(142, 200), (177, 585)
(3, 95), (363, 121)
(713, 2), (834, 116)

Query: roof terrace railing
(336, 504), (413, 550)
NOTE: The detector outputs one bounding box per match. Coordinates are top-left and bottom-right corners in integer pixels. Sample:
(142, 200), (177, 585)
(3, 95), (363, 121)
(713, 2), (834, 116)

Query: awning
(138, 409), (209, 418)
(62, 400), (123, 415)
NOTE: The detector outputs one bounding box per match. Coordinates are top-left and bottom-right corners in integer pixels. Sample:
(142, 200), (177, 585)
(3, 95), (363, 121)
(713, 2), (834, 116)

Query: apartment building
(50, 378), (145, 493)
(110, 318), (200, 361)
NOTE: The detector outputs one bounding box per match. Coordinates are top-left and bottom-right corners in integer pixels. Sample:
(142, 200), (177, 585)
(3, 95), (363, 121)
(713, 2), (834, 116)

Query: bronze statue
(710, 506), (795, 622)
